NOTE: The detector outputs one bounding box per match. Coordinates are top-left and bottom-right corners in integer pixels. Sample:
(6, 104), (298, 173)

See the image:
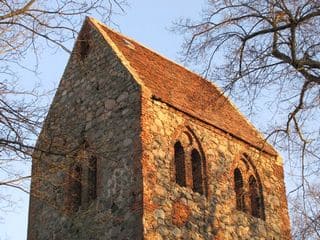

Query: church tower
(27, 17), (291, 239)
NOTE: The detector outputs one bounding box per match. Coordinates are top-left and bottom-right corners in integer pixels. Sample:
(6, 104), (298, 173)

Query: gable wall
(141, 96), (291, 240)
(27, 23), (143, 240)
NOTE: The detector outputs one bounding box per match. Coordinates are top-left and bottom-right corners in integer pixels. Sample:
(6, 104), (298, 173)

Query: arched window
(234, 168), (245, 212)
(174, 141), (186, 187)
(249, 175), (264, 219)
(88, 156), (97, 202)
(69, 163), (82, 211)
(172, 128), (207, 196)
(191, 149), (204, 195)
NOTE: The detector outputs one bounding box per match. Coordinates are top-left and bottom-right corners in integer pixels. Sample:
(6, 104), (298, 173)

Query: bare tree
(174, 1), (320, 238)
(290, 184), (320, 239)
(0, 0), (127, 209)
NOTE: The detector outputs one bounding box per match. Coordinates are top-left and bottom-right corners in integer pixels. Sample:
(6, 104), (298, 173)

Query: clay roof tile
(87, 17), (277, 156)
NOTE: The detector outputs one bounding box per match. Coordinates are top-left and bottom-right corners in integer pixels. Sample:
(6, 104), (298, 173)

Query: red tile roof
(88, 18), (277, 156)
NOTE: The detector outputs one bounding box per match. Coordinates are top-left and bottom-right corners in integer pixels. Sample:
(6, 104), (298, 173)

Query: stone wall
(27, 21), (143, 240)
(141, 97), (291, 240)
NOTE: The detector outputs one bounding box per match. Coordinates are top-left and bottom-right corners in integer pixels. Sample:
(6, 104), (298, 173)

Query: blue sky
(0, 1), (206, 239)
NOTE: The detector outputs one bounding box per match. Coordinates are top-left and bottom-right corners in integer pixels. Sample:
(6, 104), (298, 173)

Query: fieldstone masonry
(141, 98), (289, 239)
(27, 17), (291, 239)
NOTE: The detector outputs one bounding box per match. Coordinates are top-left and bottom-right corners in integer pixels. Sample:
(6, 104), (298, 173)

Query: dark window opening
(174, 141), (186, 187)
(77, 28), (90, 61)
(249, 175), (264, 219)
(79, 39), (90, 60)
(191, 149), (203, 194)
(88, 156), (97, 202)
(69, 164), (82, 211)
(234, 168), (246, 212)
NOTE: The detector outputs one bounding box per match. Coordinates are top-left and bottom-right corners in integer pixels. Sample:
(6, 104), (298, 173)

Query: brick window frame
(171, 126), (208, 196)
(233, 154), (265, 220)
(191, 149), (204, 194)
(249, 175), (264, 218)
(174, 141), (187, 187)
(234, 168), (246, 212)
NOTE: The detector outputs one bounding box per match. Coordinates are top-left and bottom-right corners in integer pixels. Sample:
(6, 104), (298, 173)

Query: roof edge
(85, 17), (278, 157)
(152, 95), (277, 157)
(86, 17), (152, 97)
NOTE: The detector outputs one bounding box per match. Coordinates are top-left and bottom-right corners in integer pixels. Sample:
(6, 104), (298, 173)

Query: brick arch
(234, 168), (246, 212)
(169, 124), (190, 185)
(191, 149), (203, 194)
(241, 153), (265, 219)
(170, 125), (208, 197)
(231, 153), (265, 220)
(242, 154), (265, 220)
(186, 126), (208, 197)
(249, 175), (263, 218)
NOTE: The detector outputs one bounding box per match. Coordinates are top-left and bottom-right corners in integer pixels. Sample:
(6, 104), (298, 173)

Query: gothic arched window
(233, 154), (265, 220)
(174, 141), (186, 187)
(249, 175), (264, 219)
(172, 127), (207, 196)
(234, 168), (246, 212)
(191, 149), (204, 194)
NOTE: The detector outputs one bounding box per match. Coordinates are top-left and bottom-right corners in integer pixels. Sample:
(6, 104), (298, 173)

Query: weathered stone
(104, 99), (116, 110)
(123, 138), (132, 147)
(27, 19), (143, 240)
(116, 91), (129, 102)
(172, 201), (191, 227)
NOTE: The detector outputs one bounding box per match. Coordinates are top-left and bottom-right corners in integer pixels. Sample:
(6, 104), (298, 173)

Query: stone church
(27, 17), (291, 239)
